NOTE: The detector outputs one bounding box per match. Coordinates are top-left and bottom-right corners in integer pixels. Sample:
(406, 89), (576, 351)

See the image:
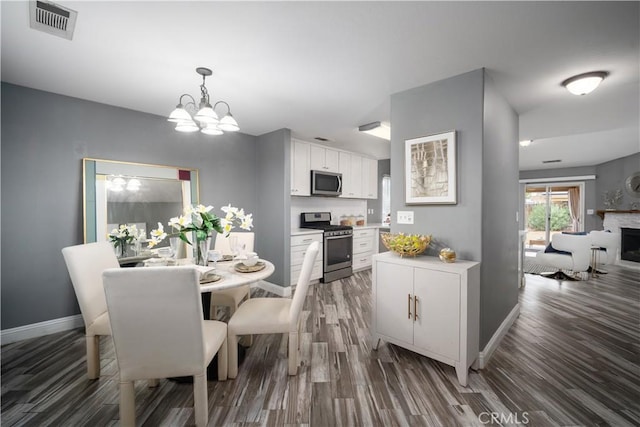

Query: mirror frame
(83, 158), (200, 243)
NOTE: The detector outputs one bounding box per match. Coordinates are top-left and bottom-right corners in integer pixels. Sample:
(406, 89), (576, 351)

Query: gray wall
(1, 83), (259, 329)
(481, 73), (520, 349)
(595, 153), (640, 214)
(390, 69), (519, 349)
(391, 69), (484, 261)
(255, 129), (291, 287)
(367, 158), (390, 223)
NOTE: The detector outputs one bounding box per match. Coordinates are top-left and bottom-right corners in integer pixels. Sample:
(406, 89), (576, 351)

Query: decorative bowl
(439, 248), (456, 263)
(381, 233), (431, 257)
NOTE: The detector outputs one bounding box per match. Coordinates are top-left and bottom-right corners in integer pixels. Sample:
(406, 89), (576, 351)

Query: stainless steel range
(300, 212), (353, 282)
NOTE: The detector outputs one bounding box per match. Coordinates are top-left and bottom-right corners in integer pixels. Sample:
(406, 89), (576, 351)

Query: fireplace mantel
(596, 210), (640, 220)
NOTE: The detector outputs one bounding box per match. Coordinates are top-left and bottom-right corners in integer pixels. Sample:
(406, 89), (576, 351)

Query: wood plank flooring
(2, 266), (639, 426)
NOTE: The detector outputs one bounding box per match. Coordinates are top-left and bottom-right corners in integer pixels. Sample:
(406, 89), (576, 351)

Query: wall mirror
(83, 158), (199, 245)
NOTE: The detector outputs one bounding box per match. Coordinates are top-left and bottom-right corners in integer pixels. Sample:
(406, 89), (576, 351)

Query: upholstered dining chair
(102, 266), (227, 427)
(62, 241), (119, 379)
(536, 233), (591, 280)
(210, 232), (255, 321)
(227, 241), (319, 378)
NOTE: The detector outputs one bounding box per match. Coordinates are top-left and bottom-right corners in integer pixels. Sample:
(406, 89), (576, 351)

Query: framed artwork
(405, 131), (457, 204)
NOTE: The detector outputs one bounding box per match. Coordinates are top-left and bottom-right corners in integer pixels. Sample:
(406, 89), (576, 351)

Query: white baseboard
(1, 314), (84, 345)
(254, 280), (291, 297)
(477, 303), (520, 369)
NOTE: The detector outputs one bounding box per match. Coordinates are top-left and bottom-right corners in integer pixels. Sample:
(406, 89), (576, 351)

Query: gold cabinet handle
(408, 294), (412, 319)
(414, 295), (419, 321)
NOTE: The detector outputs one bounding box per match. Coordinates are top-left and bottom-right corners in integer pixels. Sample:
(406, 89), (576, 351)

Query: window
(381, 175), (391, 223)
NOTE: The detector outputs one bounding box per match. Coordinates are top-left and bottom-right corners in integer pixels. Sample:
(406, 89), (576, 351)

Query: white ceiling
(2, 1), (639, 170)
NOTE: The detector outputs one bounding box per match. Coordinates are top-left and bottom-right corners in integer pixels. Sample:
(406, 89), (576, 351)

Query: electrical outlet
(587, 209), (594, 215)
(397, 210), (414, 224)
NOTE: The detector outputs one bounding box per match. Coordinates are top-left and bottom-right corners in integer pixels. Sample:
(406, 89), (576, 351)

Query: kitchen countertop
(353, 223), (390, 230)
(291, 224), (390, 235)
(291, 228), (324, 236)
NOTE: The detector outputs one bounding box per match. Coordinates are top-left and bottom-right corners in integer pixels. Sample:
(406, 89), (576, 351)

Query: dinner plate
(200, 271), (222, 284)
(234, 260), (266, 273)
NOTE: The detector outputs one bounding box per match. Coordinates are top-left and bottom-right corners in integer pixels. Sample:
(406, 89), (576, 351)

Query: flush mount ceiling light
(168, 67), (239, 135)
(359, 121), (391, 140)
(561, 71), (608, 96)
(519, 139), (533, 147)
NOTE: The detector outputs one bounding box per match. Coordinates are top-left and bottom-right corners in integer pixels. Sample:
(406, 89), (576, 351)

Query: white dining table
(193, 259), (275, 293)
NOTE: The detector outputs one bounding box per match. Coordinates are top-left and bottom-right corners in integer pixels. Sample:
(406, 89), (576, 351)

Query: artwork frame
(405, 131), (457, 204)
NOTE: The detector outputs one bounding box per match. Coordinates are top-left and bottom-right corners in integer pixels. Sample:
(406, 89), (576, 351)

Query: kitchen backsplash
(291, 197), (367, 229)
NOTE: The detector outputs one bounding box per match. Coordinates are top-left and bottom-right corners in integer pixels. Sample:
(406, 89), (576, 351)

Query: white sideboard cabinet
(371, 252), (480, 386)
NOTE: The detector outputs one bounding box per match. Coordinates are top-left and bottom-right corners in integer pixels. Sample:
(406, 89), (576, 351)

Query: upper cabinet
(339, 152), (362, 198)
(292, 138), (378, 200)
(291, 139), (311, 196)
(310, 145), (339, 173)
(362, 157), (378, 199)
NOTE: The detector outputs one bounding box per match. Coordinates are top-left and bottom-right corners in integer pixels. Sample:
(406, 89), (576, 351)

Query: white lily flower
(195, 204), (213, 213)
(240, 214), (253, 230)
(221, 204), (239, 215)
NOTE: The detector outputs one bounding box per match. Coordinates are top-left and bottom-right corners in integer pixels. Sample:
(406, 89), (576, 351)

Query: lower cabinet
(371, 252), (480, 386)
(290, 233), (323, 285)
(352, 228), (376, 270)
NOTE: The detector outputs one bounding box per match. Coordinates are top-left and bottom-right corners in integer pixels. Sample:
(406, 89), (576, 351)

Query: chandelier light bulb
(218, 113), (239, 132)
(175, 121), (199, 133)
(201, 124), (224, 135)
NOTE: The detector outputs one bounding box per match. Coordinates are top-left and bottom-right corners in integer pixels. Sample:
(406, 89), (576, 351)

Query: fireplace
(621, 228), (640, 263)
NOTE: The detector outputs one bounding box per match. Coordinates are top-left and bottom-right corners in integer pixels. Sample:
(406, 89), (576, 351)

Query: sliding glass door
(524, 183), (584, 250)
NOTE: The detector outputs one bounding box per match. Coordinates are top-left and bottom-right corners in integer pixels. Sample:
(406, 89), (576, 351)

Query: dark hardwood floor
(2, 266), (639, 426)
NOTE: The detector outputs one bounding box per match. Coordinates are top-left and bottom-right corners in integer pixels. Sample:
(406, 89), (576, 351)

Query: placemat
(200, 272), (222, 284)
(234, 261), (266, 273)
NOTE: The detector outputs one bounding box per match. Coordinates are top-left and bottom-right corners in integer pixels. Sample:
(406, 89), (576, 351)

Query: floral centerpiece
(148, 204), (253, 265)
(108, 224), (145, 258)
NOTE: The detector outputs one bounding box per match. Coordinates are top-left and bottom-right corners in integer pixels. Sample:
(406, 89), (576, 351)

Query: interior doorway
(524, 182), (584, 251)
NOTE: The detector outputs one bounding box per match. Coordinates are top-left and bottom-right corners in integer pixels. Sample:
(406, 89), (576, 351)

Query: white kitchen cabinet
(290, 232), (323, 285)
(361, 157), (378, 199)
(291, 139), (310, 196)
(310, 145), (339, 173)
(372, 253), (480, 386)
(339, 152), (362, 198)
(352, 228), (375, 270)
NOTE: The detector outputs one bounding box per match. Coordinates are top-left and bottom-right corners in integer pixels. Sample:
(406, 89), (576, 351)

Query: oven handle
(325, 235), (352, 240)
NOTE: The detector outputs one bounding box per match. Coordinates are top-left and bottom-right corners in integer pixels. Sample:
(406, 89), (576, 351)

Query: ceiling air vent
(314, 137), (330, 142)
(29, 0), (77, 40)
(542, 159), (562, 164)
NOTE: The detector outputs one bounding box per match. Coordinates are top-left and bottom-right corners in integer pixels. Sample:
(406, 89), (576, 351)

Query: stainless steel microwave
(311, 170), (342, 196)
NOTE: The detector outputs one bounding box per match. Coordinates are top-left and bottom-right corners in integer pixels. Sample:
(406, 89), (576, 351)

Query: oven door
(324, 234), (352, 272)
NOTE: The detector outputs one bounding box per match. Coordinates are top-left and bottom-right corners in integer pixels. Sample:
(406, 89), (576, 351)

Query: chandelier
(167, 67), (239, 135)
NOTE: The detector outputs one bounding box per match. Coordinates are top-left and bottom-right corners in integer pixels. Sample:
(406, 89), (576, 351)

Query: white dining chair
(227, 241), (319, 378)
(210, 232), (255, 321)
(103, 266), (227, 427)
(61, 241), (119, 379)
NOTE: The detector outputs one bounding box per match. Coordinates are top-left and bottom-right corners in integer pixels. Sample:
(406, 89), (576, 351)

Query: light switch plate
(587, 209), (594, 215)
(397, 210), (414, 224)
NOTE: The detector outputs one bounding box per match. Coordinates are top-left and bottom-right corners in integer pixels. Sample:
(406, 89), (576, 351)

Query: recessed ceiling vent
(314, 137), (330, 142)
(29, 1), (77, 40)
(542, 159), (562, 164)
